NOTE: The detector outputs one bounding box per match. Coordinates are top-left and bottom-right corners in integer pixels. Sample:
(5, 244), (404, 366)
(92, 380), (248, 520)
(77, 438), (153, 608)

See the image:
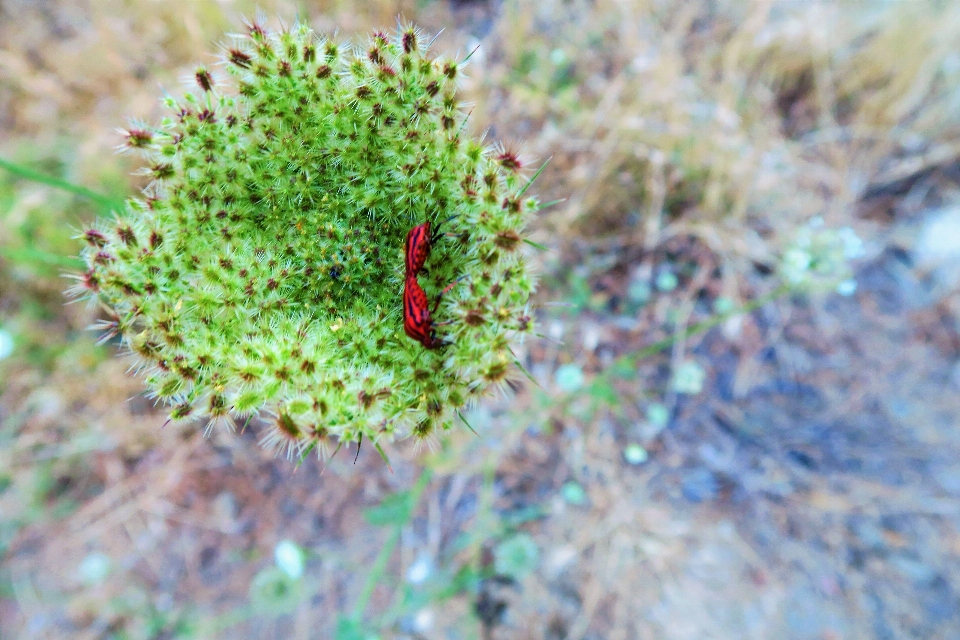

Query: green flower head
(72, 21), (539, 457)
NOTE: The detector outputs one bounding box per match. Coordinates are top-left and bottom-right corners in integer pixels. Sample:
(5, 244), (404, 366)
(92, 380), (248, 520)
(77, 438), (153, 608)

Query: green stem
(0, 157), (124, 213)
(0, 246), (84, 270)
(589, 283), (792, 390)
(626, 283), (791, 366)
(350, 469), (433, 622)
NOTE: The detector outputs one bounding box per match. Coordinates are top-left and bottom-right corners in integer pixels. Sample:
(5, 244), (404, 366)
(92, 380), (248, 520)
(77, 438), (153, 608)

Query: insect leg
(431, 275), (468, 313)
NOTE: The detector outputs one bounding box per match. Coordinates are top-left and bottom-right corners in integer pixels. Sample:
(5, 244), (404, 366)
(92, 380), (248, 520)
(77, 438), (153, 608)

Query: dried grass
(471, 0), (960, 292)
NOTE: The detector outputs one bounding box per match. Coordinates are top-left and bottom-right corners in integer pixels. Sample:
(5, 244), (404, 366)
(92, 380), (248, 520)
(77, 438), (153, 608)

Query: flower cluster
(72, 22), (538, 456)
(779, 218), (865, 296)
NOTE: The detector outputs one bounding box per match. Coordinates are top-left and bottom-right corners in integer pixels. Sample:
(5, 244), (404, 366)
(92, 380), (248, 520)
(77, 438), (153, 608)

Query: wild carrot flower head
(73, 21), (538, 458)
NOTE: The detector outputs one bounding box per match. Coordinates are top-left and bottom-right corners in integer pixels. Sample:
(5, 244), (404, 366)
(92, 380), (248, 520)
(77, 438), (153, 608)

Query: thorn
(374, 442), (394, 473)
(456, 108), (474, 138)
(509, 347), (545, 390)
(457, 410), (480, 438)
(535, 198), (565, 212)
(439, 274), (467, 295)
(427, 28), (445, 49)
(354, 432), (362, 464)
(322, 440), (344, 475)
(534, 332), (565, 346)
(517, 157), (551, 198)
(294, 441), (317, 473)
(461, 42), (481, 64)
(125, 390), (151, 403)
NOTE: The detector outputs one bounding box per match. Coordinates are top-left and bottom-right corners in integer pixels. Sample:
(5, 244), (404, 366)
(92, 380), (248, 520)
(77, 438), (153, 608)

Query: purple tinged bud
(497, 151), (522, 172)
(248, 22), (267, 41)
(195, 68), (214, 92)
(125, 129), (153, 148)
(84, 229), (108, 247)
(229, 49), (252, 68)
(402, 30), (417, 54)
(117, 225), (138, 247)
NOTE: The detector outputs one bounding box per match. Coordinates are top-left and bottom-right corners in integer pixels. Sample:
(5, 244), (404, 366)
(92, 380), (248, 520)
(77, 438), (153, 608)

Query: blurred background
(2, 0), (960, 638)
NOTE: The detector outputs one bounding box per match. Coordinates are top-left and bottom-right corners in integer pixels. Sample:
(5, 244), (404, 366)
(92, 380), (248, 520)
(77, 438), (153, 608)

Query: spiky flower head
(73, 21), (538, 457)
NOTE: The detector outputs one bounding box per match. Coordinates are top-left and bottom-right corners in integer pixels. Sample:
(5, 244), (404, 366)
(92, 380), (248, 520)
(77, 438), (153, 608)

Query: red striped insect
(403, 273), (463, 349)
(402, 218), (462, 348)
(404, 216), (458, 277)
(403, 274), (436, 347)
(405, 221), (432, 276)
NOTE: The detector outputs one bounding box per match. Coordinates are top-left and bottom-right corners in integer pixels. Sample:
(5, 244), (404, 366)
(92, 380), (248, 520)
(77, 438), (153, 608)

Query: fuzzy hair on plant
(71, 20), (539, 459)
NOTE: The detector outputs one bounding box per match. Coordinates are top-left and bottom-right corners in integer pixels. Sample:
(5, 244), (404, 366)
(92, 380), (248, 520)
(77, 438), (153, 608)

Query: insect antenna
(429, 214), (460, 244)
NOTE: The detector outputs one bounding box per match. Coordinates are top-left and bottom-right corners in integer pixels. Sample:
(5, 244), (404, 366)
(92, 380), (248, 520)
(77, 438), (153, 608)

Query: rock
(681, 469), (718, 503)
(914, 206), (960, 293)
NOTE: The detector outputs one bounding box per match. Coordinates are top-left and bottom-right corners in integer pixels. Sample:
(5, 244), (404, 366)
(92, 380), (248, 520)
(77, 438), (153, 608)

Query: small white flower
(550, 48), (568, 65)
(646, 403), (669, 427)
(0, 329), (14, 361)
(672, 360), (706, 395)
(555, 364), (585, 392)
(407, 556), (432, 585)
(784, 248), (812, 273)
(838, 227), (865, 260)
(413, 608), (435, 633)
(79, 552), (112, 585)
(624, 443), (649, 465)
(836, 279), (858, 296)
(274, 540), (304, 579)
(655, 270), (678, 292)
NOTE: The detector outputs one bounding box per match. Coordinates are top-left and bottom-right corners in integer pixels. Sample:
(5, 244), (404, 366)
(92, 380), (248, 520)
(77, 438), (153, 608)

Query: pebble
(681, 469), (718, 503)
(914, 206), (960, 292)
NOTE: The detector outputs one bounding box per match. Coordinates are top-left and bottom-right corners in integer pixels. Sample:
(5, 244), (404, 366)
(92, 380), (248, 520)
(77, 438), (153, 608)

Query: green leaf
(587, 378), (618, 406)
(248, 566), (304, 616)
(609, 358), (636, 379)
(335, 617), (365, 640)
(494, 533), (540, 580)
(501, 504), (546, 526)
(363, 490), (416, 527)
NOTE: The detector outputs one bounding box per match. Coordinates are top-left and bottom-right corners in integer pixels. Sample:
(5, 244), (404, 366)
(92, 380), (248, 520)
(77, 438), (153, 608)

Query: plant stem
(0, 246), (84, 270)
(0, 157), (124, 213)
(586, 283), (793, 394)
(350, 469), (434, 622)
(625, 283), (792, 366)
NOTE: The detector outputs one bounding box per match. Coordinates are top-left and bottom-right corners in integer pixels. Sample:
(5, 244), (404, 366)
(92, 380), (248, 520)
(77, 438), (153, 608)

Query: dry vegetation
(2, 1), (960, 638)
